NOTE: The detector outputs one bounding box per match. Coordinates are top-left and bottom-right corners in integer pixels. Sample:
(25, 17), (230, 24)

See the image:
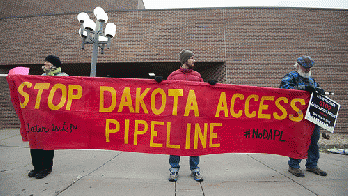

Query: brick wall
(0, 0), (143, 18)
(0, 7), (347, 132)
(0, 76), (20, 128)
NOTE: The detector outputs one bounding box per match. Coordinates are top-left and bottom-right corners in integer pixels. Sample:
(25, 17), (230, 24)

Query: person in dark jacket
(28, 55), (68, 179)
(280, 56), (327, 177)
(41, 55), (68, 76)
(166, 50), (203, 182)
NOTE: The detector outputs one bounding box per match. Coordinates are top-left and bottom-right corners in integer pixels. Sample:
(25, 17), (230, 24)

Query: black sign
(305, 94), (340, 132)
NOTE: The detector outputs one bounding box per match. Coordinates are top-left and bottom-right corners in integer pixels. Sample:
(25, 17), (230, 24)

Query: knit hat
(179, 50), (194, 65)
(45, 55), (61, 68)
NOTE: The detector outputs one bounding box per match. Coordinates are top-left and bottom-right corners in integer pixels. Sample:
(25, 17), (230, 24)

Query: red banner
(7, 75), (314, 159)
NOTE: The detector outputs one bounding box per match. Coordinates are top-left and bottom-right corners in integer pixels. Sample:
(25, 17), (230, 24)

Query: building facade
(1, 0), (347, 132)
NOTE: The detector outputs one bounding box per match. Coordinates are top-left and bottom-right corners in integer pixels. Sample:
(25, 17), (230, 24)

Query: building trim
(1, 6), (346, 20)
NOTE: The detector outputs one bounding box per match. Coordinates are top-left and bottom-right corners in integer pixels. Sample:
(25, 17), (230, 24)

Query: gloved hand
(208, 80), (217, 85)
(315, 87), (325, 95)
(304, 86), (316, 93)
(155, 76), (163, 83)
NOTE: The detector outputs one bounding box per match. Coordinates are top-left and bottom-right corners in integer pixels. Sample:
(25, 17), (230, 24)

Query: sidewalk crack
(247, 154), (319, 196)
(200, 182), (205, 196)
(54, 152), (122, 196)
(174, 181), (177, 196)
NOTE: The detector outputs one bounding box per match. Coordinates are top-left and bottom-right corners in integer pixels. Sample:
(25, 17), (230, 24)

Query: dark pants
(30, 149), (54, 171)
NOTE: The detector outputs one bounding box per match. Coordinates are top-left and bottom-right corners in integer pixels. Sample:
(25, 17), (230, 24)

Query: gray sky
(143, 0), (348, 10)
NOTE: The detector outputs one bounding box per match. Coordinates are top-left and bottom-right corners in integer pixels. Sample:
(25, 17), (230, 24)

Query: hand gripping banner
(7, 75), (314, 159)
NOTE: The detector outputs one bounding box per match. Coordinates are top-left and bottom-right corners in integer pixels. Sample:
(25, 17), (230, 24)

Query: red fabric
(167, 68), (204, 82)
(7, 75), (314, 159)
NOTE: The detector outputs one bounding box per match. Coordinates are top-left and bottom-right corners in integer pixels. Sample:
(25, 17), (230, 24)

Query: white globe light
(94, 7), (105, 17)
(105, 23), (116, 38)
(84, 19), (96, 31)
(98, 13), (108, 22)
(77, 12), (89, 23)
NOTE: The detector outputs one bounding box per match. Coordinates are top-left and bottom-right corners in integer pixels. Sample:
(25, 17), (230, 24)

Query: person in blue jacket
(279, 56), (327, 177)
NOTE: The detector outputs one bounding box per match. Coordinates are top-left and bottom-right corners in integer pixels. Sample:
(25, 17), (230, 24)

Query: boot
(28, 170), (39, 178)
(35, 169), (52, 179)
(288, 167), (305, 177)
(306, 167), (327, 176)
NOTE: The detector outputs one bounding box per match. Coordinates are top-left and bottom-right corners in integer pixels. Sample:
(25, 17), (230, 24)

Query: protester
(28, 55), (68, 179)
(156, 49), (203, 182)
(41, 55), (68, 76)
(279, 56), (327, 177)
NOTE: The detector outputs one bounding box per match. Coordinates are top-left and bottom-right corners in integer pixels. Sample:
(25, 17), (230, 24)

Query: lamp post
(77, 7), (116, 77)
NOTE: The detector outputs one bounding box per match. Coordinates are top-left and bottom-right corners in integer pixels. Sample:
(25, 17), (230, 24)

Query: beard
(186, 62), (194, 69)
(297, 67), (311, 78)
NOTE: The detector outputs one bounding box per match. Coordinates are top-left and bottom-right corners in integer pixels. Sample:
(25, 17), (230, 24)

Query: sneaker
(191, 168), (203, 182)
(169, 168), (179, 182)
(288, 167), (305, 177)
(35, 169), (52, 179)
(306, 167), (327, 176)
(28, 170), (39, 178)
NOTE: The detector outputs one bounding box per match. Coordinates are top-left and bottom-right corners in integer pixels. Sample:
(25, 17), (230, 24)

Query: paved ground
(1, 129), (347, 196)
(318, 132), (348, 153)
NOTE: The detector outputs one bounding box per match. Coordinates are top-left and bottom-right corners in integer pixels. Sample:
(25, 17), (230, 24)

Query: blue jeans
(288, 125), (320, 169)
(169, 155), (200, 171)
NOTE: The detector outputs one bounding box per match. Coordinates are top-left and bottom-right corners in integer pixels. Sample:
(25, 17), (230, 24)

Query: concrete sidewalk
(1, 129), (347, 196)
